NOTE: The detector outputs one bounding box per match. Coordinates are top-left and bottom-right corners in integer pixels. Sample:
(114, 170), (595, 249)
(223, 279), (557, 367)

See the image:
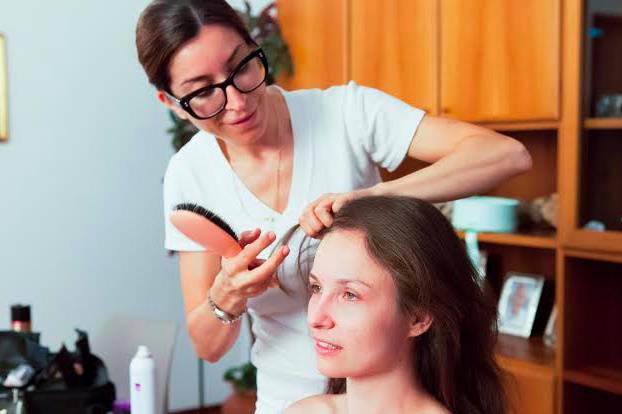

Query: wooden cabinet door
(498, 356), (556, 414)
(350, 0), (438, 114)
(277, 0), (348, 90)
(440, 0), (560, 122)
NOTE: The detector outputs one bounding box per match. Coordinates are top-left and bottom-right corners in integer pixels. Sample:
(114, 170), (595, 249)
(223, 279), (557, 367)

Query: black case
(25, 381), (115, 414)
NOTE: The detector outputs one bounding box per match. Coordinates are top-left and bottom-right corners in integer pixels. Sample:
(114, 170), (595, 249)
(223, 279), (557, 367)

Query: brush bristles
(174, 203), (238, 242)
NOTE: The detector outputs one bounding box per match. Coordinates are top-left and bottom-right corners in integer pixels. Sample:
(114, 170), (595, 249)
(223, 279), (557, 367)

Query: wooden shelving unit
(496, 334), (556, 369)
(477, 120), (560, 131)
(583, 117), (622, 129)
(564, 368), (622, 396)
(456, 230), (557, 250)
(278, 0), (622, 412)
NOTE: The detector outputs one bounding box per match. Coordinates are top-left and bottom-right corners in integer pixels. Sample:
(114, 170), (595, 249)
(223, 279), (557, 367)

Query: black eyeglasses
(167, 48), (269, 120)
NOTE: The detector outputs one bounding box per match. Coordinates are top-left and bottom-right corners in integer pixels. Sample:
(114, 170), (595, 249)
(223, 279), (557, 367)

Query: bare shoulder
(285, 394), (342, 414)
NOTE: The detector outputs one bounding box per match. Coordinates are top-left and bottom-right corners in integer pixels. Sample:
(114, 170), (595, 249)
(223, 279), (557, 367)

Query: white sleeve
(341, 81), (425, 172)
(162, 157), (205, 252)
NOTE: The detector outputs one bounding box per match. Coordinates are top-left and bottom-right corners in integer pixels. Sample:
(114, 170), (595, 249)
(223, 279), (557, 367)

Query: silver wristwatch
(208, 293), (246, 325)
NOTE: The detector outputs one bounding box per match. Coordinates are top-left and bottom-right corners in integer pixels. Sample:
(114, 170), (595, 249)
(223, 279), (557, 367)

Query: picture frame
(497, 273), (545, 337)
(0, 33), (7, 141)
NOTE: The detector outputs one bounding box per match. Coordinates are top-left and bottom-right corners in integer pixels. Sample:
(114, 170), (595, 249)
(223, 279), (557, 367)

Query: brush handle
(170, 210), (242, 258)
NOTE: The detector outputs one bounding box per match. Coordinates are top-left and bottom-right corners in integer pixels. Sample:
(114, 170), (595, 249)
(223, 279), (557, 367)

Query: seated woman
(286, 196), (506, 414)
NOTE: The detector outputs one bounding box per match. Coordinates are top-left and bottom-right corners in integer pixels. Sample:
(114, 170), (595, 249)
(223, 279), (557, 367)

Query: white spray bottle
(129, 345), (156, 414)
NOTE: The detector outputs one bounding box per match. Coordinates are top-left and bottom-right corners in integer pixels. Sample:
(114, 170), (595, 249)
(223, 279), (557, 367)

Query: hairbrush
(170, 203), (242, 258)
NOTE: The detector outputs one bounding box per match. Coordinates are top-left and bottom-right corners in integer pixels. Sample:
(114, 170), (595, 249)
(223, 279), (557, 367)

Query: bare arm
(299, 115), (532, 236)
(179, 251), (241, 362)
(179, 230), (289, 362)
(373, 115), (533, 202)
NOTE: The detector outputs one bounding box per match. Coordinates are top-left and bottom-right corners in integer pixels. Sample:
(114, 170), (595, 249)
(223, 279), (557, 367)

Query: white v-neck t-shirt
(163, 81), (425, 413)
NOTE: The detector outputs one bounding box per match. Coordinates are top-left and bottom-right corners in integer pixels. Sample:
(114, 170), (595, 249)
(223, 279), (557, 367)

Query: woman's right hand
(209, 230), (289, 315)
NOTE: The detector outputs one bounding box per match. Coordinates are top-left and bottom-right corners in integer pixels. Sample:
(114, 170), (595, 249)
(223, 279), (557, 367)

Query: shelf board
(495, 334), (556, 370)
(565, 248), (622, 265)
(476, 120), (559, 131)
(456, 230), (557, 250)
(584, 118), (622, 129)
(565, 366), (622, 396)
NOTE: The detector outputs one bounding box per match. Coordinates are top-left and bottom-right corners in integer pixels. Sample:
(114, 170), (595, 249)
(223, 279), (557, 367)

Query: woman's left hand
(299, 188), (376, 237)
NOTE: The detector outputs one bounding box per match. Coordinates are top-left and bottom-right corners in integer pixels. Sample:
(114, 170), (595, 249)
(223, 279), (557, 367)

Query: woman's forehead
(312, 230), (392, 287)
(169, 25), (246, 88)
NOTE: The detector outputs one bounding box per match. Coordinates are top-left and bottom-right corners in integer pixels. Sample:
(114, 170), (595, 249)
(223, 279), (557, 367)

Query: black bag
(0, 330), (116, 414)
(24, 380), (115, 414)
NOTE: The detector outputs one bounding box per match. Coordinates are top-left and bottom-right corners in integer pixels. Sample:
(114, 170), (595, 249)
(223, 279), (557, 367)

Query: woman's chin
(318, 363), (351, 379)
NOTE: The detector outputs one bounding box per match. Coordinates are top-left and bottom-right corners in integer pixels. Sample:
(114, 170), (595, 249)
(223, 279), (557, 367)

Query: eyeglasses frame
(166, 48), (269, 120)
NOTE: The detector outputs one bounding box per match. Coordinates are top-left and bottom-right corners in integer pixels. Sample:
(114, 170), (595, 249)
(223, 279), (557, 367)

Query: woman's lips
(314, 338), (343, 356)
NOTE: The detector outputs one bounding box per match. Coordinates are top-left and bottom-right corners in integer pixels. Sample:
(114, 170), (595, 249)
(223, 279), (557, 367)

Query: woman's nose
(224, 84), (248, 111)
(308, 297), (335, 330)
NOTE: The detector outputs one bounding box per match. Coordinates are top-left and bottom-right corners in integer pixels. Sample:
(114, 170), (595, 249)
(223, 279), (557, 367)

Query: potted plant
(221, 362), (257, 414)
(167, 1), (293, 152)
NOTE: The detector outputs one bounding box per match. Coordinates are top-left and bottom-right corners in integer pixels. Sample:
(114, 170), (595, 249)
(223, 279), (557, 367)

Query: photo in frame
(497, 273), (545, 337)
(0, 33), (7, 141)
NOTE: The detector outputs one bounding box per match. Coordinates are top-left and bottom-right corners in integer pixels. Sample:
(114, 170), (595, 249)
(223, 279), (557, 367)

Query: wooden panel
(456, 230), (557, 250)
(579, 130), (622, 231)
(484, 244), (556, 294)
(477, 120), (559, 131)
(555, 248), (565, 414)
(486, 131), (558, 200)
(564, 258), (622, 381)
(350, 0), (438, 113)
(497, 334), (555, 369)
(588, 14), (622, 116)
(558, 0), (583, 247)
(276, 0), (348, 89)
(499, 356), (556, 414)
(565, 367), (622, 396)
(440, 0), (560, 122)
(383, 131), (558, 201)
(584, 118), (622, 129)
(564, 381), (622, 414)
(564, 230), (622, 255)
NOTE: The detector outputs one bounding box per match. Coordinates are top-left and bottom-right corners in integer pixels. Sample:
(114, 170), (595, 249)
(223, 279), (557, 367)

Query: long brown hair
(319, 196), (506, 414)
(135, 0), (254, 92)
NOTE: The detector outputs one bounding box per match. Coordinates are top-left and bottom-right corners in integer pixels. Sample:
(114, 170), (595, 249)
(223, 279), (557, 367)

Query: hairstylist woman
(135, 1), (531, 412)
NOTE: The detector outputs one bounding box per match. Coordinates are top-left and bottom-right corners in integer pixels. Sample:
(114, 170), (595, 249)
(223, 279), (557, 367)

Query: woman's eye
(343, 291), (358, 301)
(196, 88), (217, 98)
(309, 284), (321, 294)
(237, 62), (251, 74)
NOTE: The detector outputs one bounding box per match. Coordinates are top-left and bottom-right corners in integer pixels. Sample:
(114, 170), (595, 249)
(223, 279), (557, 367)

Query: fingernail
(282, 246), (290, 255)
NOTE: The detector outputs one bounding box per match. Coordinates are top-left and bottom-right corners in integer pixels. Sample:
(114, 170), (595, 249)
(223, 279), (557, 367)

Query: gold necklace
(230, 100), (283, 224)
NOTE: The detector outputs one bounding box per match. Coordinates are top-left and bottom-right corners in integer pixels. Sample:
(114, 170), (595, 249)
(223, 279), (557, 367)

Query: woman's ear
(156, 90), (189, 121)
(408, 313), (433, 338)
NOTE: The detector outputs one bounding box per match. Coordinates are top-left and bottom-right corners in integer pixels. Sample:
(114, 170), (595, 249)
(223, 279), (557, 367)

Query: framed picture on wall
(497, 273), (545, 337)
(0, 33), (7, 141)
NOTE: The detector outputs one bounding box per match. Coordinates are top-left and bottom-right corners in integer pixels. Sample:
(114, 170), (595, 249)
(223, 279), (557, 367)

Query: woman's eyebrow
(309, 273), (372, 288)
(180, 43), (245, 87)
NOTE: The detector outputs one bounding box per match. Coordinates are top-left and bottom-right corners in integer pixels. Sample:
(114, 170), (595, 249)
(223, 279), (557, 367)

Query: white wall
(0, 0), (270, 410)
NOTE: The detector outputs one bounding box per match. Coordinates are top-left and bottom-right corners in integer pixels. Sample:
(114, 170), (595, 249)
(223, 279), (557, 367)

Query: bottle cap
(135, 345), (152, 358)
(11, 304), (31, 322)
